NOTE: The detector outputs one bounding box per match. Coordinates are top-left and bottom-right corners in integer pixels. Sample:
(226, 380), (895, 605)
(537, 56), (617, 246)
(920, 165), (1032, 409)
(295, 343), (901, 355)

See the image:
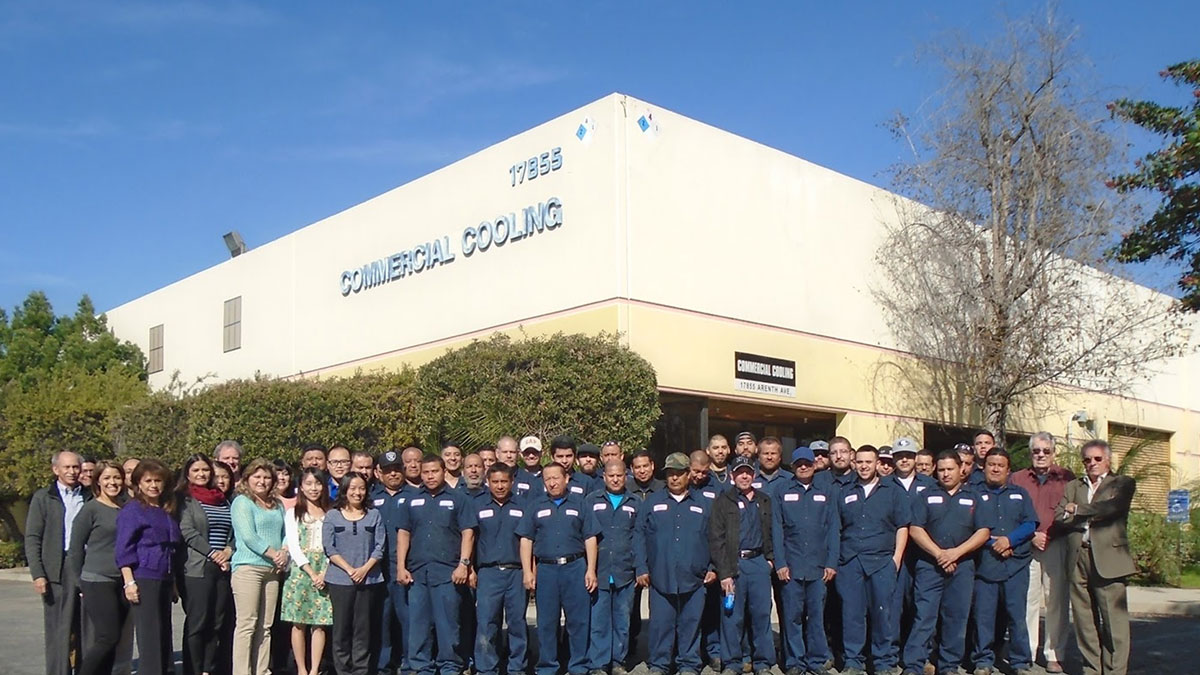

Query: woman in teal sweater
(230, 458), (289, 675)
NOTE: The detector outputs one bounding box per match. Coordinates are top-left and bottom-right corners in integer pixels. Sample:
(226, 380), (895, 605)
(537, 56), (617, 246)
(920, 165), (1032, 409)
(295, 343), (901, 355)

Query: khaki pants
(1071, 545), (1130, 675)
(1027, 536), (1072, 663)
(231, 566), (282, 675)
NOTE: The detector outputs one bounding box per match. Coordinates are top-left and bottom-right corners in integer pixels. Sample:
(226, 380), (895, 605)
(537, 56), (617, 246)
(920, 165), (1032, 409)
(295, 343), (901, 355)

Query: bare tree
(875, 11), (1188, 438)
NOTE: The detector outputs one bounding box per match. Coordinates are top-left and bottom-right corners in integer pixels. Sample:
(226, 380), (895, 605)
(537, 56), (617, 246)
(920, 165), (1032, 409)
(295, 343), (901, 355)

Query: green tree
(1109, 60), (1200, 310)
(414, 332), (660, 452)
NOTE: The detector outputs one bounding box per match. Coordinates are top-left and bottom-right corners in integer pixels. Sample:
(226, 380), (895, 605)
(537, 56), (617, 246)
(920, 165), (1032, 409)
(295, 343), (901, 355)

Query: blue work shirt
(771, 479), (840, 580)
(472, 496), (525, 566)
(395, 485), (477, 584)
(967, 465), (987, 488)
(838, 478), (912, 573)
(709, 467), (732, 488)
(751, 470), (793, 502)
(566, 472), (596, 499)
(513, 467), (544, 500)
(976, 482), (1038, 582)
(689, 481), (728, 503)
(515, 493), (597, 559)
(636, 490), (711, 594)
(369, 483), (417, 579)
(584, 490), (640, 588)
(910, 484), (992, 559)
(736, 492), (764, 550)
(888, 472), (938, 499)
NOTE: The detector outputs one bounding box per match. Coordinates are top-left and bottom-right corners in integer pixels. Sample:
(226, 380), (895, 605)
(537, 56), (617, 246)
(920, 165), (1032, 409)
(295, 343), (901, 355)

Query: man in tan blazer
(1054, 440), (1136, 675)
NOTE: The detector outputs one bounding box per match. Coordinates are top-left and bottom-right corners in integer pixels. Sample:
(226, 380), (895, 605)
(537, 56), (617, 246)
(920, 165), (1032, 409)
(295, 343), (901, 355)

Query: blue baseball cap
(791, 447), (815, 464)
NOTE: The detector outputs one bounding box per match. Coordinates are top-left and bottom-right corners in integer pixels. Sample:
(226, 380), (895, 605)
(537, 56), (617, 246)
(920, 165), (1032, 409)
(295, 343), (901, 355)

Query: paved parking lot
(0, 579), (1195, 675)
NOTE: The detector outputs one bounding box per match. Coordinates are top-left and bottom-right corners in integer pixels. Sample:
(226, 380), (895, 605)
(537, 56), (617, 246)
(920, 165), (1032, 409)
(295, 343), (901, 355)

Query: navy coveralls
(689, 482), (727, 666)
(396, 487), (478, 675)
(585, 490), (640, 671)
(888, 472), (938, 652)
(472, 496), (529, 675)
(751, 471), (792, 667)
(627, 476), (664, 659)
(371, 483), (416, 673)
(837, 478), (911, 672)
(972, 483), (1037, 671)
(772, 479), (840, 673)
(903, 485), (992, 674)
(637, 489), (711, 674)
(516, 494), (598, 675)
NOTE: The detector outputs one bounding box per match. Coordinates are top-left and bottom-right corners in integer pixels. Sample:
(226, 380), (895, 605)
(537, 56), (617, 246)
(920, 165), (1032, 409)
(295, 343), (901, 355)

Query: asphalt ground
(0, 579), (1195, 675)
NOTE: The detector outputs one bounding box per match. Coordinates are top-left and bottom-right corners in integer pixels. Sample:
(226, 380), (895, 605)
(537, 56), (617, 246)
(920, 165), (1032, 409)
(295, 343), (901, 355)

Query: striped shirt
(200, 501), (233, 552)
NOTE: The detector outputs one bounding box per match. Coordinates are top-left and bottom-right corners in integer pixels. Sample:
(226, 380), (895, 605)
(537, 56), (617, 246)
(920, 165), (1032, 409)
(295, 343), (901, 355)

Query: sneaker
(1045, 662), (1064, 674)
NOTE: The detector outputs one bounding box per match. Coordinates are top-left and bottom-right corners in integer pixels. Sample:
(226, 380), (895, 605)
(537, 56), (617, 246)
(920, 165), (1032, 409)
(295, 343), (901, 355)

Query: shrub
(0, 539), (25, 569)
(1127, 511), (1183, 586)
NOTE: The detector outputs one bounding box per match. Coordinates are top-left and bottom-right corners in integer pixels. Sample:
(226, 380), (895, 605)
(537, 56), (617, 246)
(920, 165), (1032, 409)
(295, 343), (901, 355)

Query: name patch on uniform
(621, 505), (636, 513)
(813, 494), (827, 502)
(702, 491), (716, 499)
(784, 493), (800, 502)
(737, 501), (745, 509)
(752, 481), (763, 489)
(398, 497), (407, 503)
(927, 496), (944, 504)
(479, 509), (495, 519)
(565, 509), (579, 517)
(981, 494), (990, 501)
(537, 509), (552, 518)
(958, 498), (974, 506)
(509, 509), (523, 517)
(844, 494), (859, 504)
(690, 505), (704, 514)
(570, 486), (583, 494)
(517, 482), (530, 491)
(916, 486), (927, 492)
(1009, 493), (1024, 500)
(653, 504), (668, 512)
(440, 500), (454, 509)
(593, 503), (607, 511)
(411, 498), (427, 507)
(373, 498), (386, 506)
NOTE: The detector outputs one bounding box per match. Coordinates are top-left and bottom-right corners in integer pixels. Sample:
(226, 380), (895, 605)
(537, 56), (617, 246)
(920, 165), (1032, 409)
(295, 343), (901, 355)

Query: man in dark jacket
(25, 450), (90, 675)
(710, 456), (775, 675)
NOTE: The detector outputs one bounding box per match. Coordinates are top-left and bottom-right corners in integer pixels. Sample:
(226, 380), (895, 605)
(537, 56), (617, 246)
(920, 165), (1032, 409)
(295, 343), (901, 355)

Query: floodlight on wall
(1071, 410), (1090, 424)
(223, 231), (247, 258)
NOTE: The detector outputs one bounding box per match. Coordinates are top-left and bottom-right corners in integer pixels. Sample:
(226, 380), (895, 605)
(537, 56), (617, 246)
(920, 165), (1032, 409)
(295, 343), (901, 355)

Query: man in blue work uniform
(707, 435), (733, 487)
(372, 450), (416, 675)
(958, 442), (987, 489)
(472, 462), (529, 675)
(518, 463), (599, 675)
(773, 447), (839, 675)
(395, 455), (478, 675)
(837, 444), (911, 675)
(902, 451), (993, 675)
(577, 443), (603, 491)
(972, 449), (1038, 675)
(585, 460), (640, 675)
(514, 435), (546, 499)
(626, 448), (663, 660)
(549, 435), (597, 498)
(711, 456), (776, 675)
(636, 452), (714, 675)
(688, 450), (726, 671)
(886, 437), (937, 656)
(749, 437), (792, 670)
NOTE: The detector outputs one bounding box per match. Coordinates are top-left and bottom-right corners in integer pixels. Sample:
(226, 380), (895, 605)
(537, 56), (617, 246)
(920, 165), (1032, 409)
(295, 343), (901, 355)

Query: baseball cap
(663, 452), (689, 471)
(730, 456), (755, 473)
(878, 447), (894, 461)
(735, 431), (756, 444)
(791, 447), (815, 464)
(810, 440), (830, 455)
(892, 437), (918, 456)
(378, 450), (403, 468)
(578, 443), (600, 458)
(519, 436), (543, 454)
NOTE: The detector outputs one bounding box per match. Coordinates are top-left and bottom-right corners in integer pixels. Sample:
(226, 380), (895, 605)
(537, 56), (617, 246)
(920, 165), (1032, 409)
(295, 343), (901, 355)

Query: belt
(479, 562), (522, 570)
(738, 548), (763, 559)
(536, 553), (584, 565)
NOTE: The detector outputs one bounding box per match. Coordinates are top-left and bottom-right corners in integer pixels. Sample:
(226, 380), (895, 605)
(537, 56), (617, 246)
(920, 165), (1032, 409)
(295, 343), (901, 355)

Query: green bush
(1127, 511), (1183, 586)
(0, 539), (25, 569)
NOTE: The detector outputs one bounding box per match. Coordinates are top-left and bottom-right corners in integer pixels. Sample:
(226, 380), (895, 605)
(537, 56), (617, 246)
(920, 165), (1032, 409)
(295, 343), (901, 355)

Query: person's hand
(822, 567), (837, 583)
(124, 582), (140, 605)
(396, 568), (413, 586)
(271, 548), (289, 569)
(934, 548), (955, 568)
(584, 569), (598, 593)
(309, 569), (326, 591)
(703, 570), (717, 585)
(893, 554), (903, 571)
(1062, 503), (1078, 518)
(1000, 548), (1013, 559)
(720, 577), (735, 595)
(523, 569), (537, 591)
(636, 574), (650, 588)
(349, 566), (368, 584)
(1032, 531), (1048, 551)
(32, 577), (48, 596)
(171, 586), (179, 604)
(776, 566), (791, 582)
(942, 561), (957, 574)
(991, 536), (1011, 554)
(468, 569), (478, 590)
(451, 563), (469, 585)
(218, 560), (230, 572)
(210, 549), (230, 565)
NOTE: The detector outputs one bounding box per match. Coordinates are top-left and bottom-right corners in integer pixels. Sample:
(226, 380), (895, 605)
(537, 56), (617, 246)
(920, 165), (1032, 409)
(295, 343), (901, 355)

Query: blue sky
(2, 1), (1197, 316)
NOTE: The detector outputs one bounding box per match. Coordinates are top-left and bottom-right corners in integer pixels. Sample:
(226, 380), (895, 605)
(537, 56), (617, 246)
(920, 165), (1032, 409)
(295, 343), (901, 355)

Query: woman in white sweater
(280, 468), (334, 675)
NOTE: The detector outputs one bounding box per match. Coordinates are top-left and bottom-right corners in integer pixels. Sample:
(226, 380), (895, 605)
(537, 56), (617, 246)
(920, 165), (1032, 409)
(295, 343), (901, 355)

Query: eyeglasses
(1031, 448), (1053, 455)
(328, 459), (351, 466)
(602, 441), (620, 447)
(1082, 456), (1105, 464)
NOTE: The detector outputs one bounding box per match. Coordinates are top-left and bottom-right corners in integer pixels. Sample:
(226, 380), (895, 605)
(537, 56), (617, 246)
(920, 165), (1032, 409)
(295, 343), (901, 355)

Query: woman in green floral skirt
(282, 468), (334, 675)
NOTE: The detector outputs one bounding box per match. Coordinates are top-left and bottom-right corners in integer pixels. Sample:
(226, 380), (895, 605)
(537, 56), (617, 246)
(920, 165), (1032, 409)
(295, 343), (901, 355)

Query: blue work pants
(475, 566), (528, 675)
(902, 559), (975, 673)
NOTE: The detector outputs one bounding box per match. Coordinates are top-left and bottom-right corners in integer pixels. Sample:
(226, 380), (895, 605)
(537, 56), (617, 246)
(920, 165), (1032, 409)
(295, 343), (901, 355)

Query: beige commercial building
(105, 93), (1200, 511)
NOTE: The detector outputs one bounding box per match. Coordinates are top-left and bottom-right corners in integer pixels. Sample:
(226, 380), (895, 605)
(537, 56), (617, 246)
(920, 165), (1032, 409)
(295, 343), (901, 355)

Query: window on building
(1109, 423), (1172, 514)
(223, 296), (242, 352)
(148, 324), (164, 373)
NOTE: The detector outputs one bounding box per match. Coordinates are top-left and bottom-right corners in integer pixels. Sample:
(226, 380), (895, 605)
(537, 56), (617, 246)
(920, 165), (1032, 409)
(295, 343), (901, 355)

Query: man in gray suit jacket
(1054, 440), (1136, 675)
(25, 451), (90, 675)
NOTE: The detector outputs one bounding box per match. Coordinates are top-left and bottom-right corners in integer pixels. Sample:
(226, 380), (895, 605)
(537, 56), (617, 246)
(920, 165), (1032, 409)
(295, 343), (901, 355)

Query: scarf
(189, 483), (226, 506)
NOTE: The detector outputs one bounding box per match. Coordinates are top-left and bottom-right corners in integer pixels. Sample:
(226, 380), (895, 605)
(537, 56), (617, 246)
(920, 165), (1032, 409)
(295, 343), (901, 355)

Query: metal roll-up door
(1108, 423), (1172, 514)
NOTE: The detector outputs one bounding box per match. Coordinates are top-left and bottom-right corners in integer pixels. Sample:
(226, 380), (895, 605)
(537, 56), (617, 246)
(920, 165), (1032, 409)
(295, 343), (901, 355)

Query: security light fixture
(223, 231), (247, 258)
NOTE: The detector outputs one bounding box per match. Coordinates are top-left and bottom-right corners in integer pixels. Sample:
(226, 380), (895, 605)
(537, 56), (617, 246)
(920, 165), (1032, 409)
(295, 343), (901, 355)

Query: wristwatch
(459, 558), (471, 567)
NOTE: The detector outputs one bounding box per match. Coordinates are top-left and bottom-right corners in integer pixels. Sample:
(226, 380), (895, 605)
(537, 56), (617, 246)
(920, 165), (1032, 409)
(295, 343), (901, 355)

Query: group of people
(24, 430), (1135, 675)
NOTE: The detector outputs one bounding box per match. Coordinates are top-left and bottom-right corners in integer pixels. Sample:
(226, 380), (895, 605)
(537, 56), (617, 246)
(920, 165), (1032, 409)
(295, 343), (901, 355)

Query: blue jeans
(780, 577), (830, 672)
(475, 566), (528, 675)
(973, 571), (1032, 670)
(588, 581), (635, 670)
(647, 586), (705, 673)
(534, 558), (590, 675)
(902, 559), (975, 673)
(838, 556), (899, 671)
(408, 579), (463, 675)
(719, 557), (775, 671)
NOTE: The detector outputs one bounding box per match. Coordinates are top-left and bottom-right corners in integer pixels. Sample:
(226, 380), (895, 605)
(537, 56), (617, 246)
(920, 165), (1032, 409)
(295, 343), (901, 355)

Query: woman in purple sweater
(115, 458), (183, 675)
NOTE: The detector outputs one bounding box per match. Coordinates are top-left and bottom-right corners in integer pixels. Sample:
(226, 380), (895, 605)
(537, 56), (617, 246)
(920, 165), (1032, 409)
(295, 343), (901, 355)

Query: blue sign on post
(1167, 489), (1191, 524)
